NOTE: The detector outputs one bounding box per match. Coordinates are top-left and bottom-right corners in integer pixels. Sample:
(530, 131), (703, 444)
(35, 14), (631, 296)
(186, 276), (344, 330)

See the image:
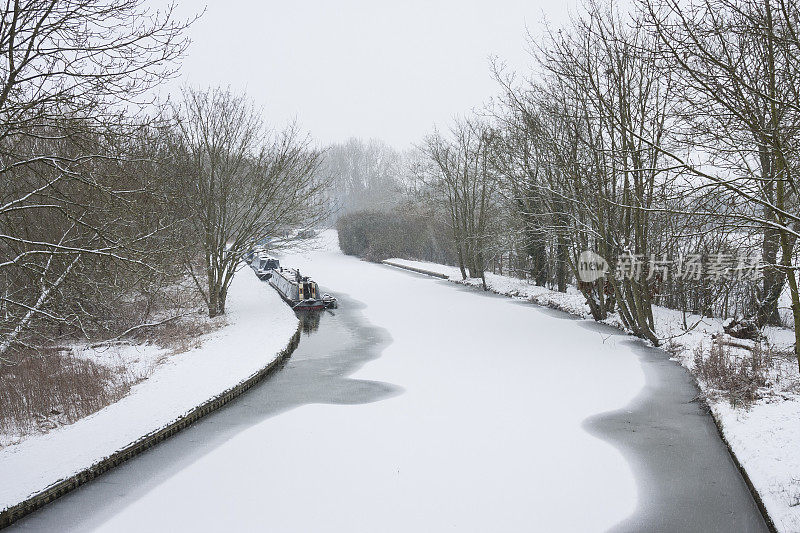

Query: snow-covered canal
(12, 239), (767, 531)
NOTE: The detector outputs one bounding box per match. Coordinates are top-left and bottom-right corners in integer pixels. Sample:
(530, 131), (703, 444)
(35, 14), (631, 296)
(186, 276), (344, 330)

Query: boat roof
(273, 267), (314, 283)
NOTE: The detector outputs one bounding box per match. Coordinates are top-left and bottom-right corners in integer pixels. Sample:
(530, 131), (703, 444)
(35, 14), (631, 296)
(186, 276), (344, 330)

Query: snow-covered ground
(70, 342), (171, 384)
(385, 256), (800, 532)
(0, 270), (298, 514)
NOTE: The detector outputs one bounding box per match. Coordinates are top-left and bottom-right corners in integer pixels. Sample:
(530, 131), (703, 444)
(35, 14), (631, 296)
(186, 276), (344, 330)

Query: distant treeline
(336, 210), (456, 264)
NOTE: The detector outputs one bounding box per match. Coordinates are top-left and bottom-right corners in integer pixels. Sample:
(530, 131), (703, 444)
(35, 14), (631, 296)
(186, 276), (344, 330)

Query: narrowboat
(268, 267), (337, 311)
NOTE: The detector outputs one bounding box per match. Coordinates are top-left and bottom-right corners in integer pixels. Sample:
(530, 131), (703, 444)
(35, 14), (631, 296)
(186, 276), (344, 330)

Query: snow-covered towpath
(10, 235), (767, 531)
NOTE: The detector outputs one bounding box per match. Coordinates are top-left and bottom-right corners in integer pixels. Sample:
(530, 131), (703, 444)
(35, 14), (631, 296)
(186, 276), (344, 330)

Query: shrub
(336, 209), (456, 263)
(0, 348), (132, 437)
(693, 337), (772, 405)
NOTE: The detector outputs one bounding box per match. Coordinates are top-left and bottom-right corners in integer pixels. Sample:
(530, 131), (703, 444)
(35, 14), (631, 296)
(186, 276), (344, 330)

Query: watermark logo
(577, 250), (763, 282)
(577, 250), (609, 282)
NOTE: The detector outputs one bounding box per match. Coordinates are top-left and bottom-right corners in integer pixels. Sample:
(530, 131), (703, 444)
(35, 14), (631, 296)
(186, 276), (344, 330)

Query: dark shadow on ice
(579, 321), (768, 532)
(10, 291), (401, 532)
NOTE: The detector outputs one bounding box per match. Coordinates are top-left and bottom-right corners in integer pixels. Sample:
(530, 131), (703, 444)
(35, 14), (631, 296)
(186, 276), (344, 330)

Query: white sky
(162, 1), (575, 149)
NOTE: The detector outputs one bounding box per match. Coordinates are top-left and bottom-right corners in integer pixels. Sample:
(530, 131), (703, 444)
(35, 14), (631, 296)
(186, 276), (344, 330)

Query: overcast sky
(163, 1), (575, 149)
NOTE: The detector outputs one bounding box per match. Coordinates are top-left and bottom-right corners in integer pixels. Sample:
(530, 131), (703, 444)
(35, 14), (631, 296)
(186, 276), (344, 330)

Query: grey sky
(165, 1), (575, 149)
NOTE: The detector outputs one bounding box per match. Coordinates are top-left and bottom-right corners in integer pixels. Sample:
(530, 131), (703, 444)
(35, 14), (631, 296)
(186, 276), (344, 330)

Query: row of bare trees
(0, 1), (328, 362)
(424, 121), (498, 285)
(418, 0), (800, 370)
(0, 0), (194, 361)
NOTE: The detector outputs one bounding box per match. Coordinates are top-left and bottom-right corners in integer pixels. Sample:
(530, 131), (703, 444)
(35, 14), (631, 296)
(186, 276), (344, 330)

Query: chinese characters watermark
(577, 251), (763, 283)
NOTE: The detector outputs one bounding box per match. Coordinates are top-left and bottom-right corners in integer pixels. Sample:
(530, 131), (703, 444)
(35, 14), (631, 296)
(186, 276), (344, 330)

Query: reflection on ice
(295, 308), (329, 334)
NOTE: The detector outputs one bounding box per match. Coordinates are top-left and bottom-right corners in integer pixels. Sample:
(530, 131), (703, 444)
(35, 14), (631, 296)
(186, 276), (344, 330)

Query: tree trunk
(556, 232), (568, 293)
(756, 155), (784, 327)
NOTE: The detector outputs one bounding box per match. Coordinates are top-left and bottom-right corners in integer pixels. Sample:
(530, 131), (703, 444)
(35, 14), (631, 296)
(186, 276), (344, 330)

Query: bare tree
(174, 87), (328, 317)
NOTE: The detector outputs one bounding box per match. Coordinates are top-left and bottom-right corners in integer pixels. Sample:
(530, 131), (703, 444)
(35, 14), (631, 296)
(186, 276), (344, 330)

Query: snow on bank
(384, 258), (591, 316)
(0, 269), (298, 513)
(385, 257), (800, 532)
(71, 343), (171, 384)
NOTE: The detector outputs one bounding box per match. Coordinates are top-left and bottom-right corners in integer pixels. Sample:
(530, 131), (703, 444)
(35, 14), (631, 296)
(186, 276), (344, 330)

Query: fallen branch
(110, 313), (191, 341)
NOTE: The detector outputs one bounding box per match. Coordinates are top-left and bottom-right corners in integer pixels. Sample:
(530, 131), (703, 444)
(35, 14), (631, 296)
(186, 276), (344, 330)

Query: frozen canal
(11, 239), (767, 531)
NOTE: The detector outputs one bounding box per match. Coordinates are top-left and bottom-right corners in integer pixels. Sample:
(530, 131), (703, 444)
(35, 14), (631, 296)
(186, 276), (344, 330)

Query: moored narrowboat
(268, 267), (337, 311)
